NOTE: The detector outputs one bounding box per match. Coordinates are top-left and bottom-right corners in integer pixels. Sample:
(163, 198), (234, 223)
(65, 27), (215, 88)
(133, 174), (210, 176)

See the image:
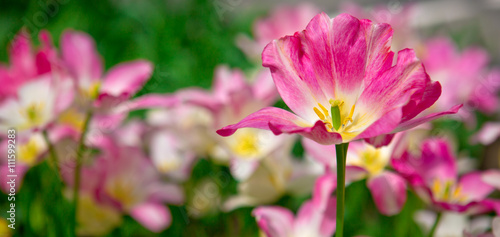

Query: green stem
(428, 212), (442, 237)
(72, 110), (93, 237)
(42, 130), (61, 180)
(335, 142), (349, 237)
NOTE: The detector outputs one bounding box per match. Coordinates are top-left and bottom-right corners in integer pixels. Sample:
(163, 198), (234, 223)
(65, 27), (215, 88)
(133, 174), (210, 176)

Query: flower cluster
(1, 2), (500, 237)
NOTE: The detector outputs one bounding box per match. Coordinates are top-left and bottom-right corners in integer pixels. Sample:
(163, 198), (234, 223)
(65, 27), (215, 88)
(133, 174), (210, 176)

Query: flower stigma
(312, 99), (356, 132)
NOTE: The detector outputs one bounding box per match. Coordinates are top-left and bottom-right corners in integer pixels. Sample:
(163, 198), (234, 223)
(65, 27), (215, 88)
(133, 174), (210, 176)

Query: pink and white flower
(61, 30), (153, 109)
(253, 173), (337, 237)
(420, 38), (500, 125)
(392, 138), (496, 214)
(218, 13), (460, 146)
(0, 31), (73, 133)
(167, 65), (292, 180)
(62, 140), (184, 233)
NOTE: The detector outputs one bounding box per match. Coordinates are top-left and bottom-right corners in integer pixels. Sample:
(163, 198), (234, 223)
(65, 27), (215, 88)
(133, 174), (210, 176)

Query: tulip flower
(223, 140), (321, 211)
(420, 38), (500, 125)
(392, 137), (498, 237)
(61, 30), (152, 109)
(217, 13), (459, 146)
(62, 140), (184, 233)
(303, 138), (407, 216)
(0, 30), (64, 102)
(0, 31), (74, 133)
(218, 13), (460, 236)
(253, 173), (337, 237)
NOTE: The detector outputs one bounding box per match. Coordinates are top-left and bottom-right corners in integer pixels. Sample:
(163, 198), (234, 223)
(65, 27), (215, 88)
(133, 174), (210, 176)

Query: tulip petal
(364, 133), (395, 148)
(217, 107), (343, 145)
(393, 104), (462, 133)
(482, 170), (500, 190)
(471, 122), (500, 145)
(458, 172), (496, 202)
(367, 171), (407, 216)
(213, 65), (248, 102)
(101, 60), (153, 97)
(302, 137), (336, 167)
(356, 49), (430, 135)
(253, 206), (294, 237)
(61, 30), (103, 83)
(130, 203), (171, 233)
(295, 173), (337, 237)
(262, 13), (330, 121)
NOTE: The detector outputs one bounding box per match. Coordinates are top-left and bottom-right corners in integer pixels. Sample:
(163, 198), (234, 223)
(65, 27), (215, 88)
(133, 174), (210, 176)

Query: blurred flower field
(0, 0), (500, 236)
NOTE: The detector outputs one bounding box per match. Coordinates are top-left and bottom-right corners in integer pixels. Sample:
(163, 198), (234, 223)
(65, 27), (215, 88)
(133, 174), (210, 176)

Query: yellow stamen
(431, 178), (469, 204)
(343, 104), (356, 127)
(318, 103), (329, 115)
(313, 107), (326, 121)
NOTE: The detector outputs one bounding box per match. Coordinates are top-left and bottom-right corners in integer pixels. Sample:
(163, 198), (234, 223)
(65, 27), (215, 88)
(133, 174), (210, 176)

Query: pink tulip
(0, 30), (63, 101)
(0, 31), (74, 132)
(253, 173), (337, 237)
(392, 138), (496, 214)
(421, 38), (500, 125)
(62, 139), (184, 233)
(218, 13), (460, 145)
(61, 30), (153, 109)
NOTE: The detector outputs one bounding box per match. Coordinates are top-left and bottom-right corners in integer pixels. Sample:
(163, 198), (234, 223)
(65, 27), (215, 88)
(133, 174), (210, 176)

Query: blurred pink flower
(471, 122), (500, 145)
(0, 31), (74, 132)
(253, 173), (337, 237)
(421, 38), (500, 124)
(218, 13), (460, 145)
(303, 138), (407, 216)
(236, 3), (320, 60)
(62, 140), (184, 233)
(172, 65), (290, 180)
(0, 30), (63, 101)
(61, 30), (153, 109)
(392, 138), (496, 214)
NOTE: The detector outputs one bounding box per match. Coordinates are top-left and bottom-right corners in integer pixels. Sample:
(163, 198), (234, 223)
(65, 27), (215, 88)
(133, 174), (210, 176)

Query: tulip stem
(335, 142), (349, 237)
(42, 130), (61, 180)
(72, 110), (93, 237)
(428, 212), (442, 237)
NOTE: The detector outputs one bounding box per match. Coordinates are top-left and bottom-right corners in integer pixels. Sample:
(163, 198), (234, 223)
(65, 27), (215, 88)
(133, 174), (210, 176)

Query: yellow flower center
(105, 179), (142, 209)
(230, 130), (261, 158)
(431, 179), (468, 204)
(80, 81), (101, 99)
(358, 148), (386, 175)
(58, 108), (85, 132)
(77, 193), (122, 236)
(19, 137), (43, 166)
(313, 99), (356, 132)
(19, 102), (45, 127)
